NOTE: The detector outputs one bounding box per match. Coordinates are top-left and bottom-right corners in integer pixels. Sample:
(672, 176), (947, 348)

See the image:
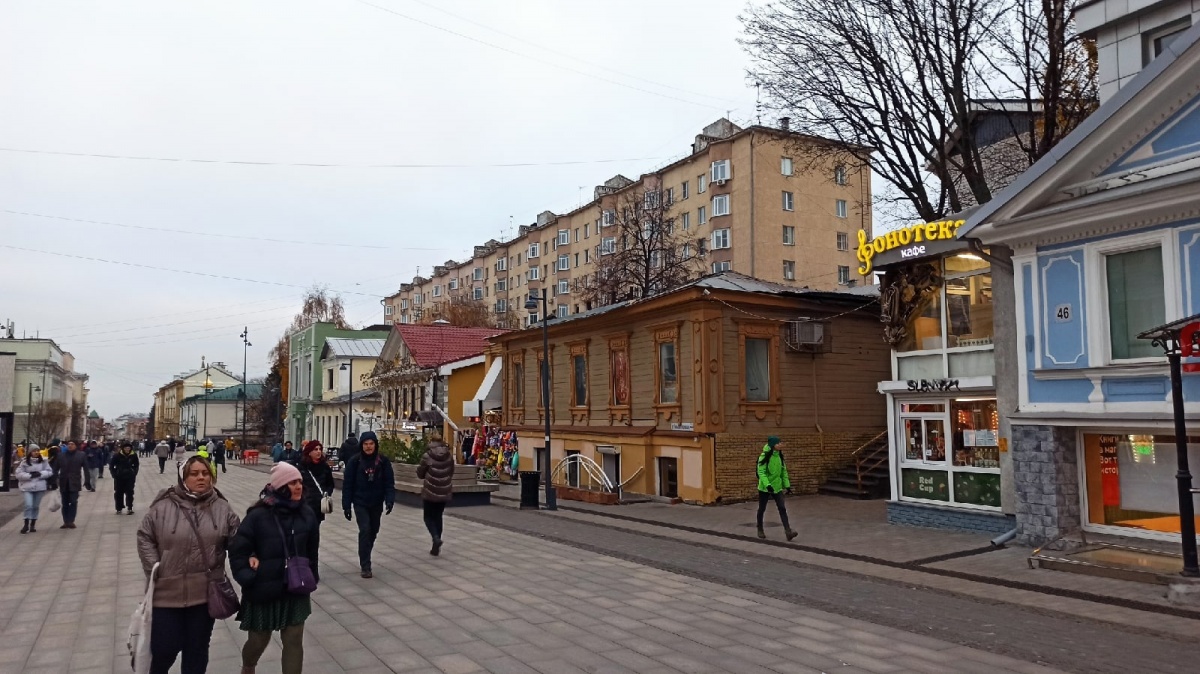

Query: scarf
(259, 485), (303, 510)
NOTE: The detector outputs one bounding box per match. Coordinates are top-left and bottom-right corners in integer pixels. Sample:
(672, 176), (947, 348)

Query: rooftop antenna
(755, 82), (762, 125)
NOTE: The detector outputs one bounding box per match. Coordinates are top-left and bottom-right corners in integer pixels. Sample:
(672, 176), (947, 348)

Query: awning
(463, 357), (503, 417)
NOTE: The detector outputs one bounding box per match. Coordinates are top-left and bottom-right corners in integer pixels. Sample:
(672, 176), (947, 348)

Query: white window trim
(529, 243), (540, 258)
(783, 226), (795, 246)
(384, 305), (394, 315)
(528, 267), (540, 281)
(448, 278), (459, 290)
(781, 157), (793, 176)
(557, 255), (570, 271)
(557, 229), (570, 245)
(558, 280), (569, 295)
(496, 258), (508, 272)
(433, 285), (443, 297)
(1083, 230), (1180, 367)
(711, 228), (731, 250)
(712, 261), (731, 273)
(710, 160), (730, 182)
(473, 287), (484, 300)
(836, 199), (848, 218)
(712, 194), (730, 217)
(473, 267), (484, 281)
(601, 237), (617, 255)
(783, 192), (794, 212)
(602, 210), (615, 227)
(783, 260), (795, 281)
(837, 232), (849, 251)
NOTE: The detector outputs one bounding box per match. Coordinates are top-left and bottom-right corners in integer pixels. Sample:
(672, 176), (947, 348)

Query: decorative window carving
(650, 322), (682, 424)
(736, 320), (783, 423)
(606, 333), (632, 426)
(567, 339), (590, 424)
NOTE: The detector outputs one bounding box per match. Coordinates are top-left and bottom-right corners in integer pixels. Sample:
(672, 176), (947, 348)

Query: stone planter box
(555, 485), (619, 505)
(393, 462), (496, 508)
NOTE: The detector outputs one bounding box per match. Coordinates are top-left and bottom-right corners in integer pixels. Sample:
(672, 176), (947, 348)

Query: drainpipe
(991, 528), (1018, 547)
(812, 353), (824, 453)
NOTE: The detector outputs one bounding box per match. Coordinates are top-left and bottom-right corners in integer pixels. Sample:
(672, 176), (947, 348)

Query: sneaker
(127, 508), (134, 515)
(361, 570), (373, 579)
(67, 523), (77, 529)
(431, 539), (442, 556)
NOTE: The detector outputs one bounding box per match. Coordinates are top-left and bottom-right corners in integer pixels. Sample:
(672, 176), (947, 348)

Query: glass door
(898, 402), (951, 502)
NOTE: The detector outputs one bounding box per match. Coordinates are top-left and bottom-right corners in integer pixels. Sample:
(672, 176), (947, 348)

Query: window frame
(650, 322), (682, 421)
(781, 157), (793, 176)
(681, 180), (689, 199)
(432, 285), (443, 297)
(698, 174), (707, 194)
(567, 340), (589, 414)
(835, 165), (848, 186)
(711, 228), (731, 250)
(557, 254), (570, 271)
(606, 333), (632, 423)
(836, 199), (848, 218)
(680, 212), (691, 230)
(557, 229), (570, 245)
(1084, 230), (1180, 366)
(698, 206), (707, 225)
(838, 265), (851, 285)
(783, 225), (795, 246)
(782, 191), (794, 211)
(712, 194), (730, 217)
(710, 159), (730, 182)
(448, 278), (459, 291)
(473, 287), (484, 300)
(473, 267), (484, 281)
(602, 209), (615, 227)
(507, 351), (525, 425)
(601, 236), (616, 255)
(527, 267), (540, 281)
(736, 320), (783, 423)
(528, 242), (540, 258)
(496, 257), (508, 272)
(837, 231), (849, 251)
(557, 280), (569, 295)
(712, 260), (731, 273)
(783, 260), (796, 281)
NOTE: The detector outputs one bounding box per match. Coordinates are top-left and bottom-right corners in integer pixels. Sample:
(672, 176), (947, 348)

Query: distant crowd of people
(14, 429), (457, 674)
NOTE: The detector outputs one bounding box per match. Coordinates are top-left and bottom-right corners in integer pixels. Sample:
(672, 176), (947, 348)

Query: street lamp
(240, 327), (252, 453)
(202, 363), (213, 444)
(340, 361), (354, 440)
(26, 384), (40, 442)
(524, 289), (557, 511)
(1139, 315), (1200, 577)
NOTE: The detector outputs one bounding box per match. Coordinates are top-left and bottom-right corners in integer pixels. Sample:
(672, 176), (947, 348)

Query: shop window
(1106, 247), (1165, 360)
(1083, 433), (1200, 534)
(898, 399), (1000, 509)
(945, 260), (993, 348)
(897, 287), (943, 352)
(658, 457), (679, 498)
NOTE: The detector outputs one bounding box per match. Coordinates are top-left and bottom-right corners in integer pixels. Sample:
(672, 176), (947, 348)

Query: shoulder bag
(184, 511), (240, 619)
(306, 470), (334, 514)
(273, 513), (317, 595)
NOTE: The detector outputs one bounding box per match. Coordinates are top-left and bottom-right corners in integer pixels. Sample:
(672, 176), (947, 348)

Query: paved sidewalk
(0, 461), (1067, 673)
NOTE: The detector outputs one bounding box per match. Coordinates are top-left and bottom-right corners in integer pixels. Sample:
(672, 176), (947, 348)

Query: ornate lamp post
(1138, 315), (1200, 577)
(202, 363), (213, 444)
(240, 327), (252, 452)
(523, 289), (557, 511)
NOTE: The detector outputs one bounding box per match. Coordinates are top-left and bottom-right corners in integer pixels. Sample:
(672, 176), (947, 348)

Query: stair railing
(851, 430), (889, 492)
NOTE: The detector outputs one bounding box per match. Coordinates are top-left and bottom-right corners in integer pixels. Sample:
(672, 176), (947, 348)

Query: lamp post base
(544, 484), (558, 511)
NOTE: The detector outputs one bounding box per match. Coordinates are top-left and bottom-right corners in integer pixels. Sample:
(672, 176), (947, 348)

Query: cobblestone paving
(0, 463), (1083, 673)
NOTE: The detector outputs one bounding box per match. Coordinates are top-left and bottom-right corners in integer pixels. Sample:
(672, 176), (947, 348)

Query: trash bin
(519, 471), (541, 509)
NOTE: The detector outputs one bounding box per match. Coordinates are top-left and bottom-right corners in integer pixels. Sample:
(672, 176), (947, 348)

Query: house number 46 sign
(1054, 304), (1072, 323)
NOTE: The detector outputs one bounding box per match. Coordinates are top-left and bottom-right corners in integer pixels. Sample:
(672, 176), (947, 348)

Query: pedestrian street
(0, 462), (1061, 673)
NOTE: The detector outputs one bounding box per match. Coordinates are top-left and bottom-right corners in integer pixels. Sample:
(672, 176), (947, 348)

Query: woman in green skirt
(230, 462), (320, 674)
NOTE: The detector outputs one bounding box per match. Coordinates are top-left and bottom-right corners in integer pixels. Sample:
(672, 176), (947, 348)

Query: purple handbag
(272, 514), (317, 595)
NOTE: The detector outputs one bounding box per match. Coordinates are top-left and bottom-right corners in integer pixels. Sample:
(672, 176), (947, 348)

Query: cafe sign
(857, 219), (966, 275)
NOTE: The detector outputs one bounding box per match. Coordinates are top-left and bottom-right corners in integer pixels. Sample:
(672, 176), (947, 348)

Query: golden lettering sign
(857, 219), (965, 275)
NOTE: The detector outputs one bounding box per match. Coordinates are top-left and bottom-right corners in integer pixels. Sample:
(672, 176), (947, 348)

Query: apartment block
(384, 119), (872, 328)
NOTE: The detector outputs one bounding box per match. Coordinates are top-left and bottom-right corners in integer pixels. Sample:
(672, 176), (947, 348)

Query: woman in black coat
(298, 441), (334, 525)
(229, 462), (319, 674)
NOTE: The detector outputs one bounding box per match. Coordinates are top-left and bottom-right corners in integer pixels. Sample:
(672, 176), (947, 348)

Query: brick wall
(715, 431), (874, 502)
(886, 501), (1014, 535)
(1012, 424), (1081, 546)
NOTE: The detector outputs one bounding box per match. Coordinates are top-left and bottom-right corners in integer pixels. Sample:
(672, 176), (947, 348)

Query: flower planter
(555, 484), (620, 505)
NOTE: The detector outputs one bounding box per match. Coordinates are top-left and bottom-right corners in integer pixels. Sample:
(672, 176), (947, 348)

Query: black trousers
(423, 500), (445, 541)
(150, 604), (214, 674)
(354, 503), (384, 571)
(158, 457), (167, 473)
(114, 476), (135, 510)
(757, 490), (791, 529)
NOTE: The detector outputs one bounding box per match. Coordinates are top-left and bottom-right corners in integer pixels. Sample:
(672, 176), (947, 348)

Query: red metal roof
(394, 324), (508, 369)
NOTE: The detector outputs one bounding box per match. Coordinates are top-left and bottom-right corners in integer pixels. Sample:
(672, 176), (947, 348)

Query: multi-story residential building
(959, 10), (1200, 549)
(152, 360), (241, 441)
(1, 336), (89, 443)
(384, 119), (871, 328)
(286, 323), (391, 444)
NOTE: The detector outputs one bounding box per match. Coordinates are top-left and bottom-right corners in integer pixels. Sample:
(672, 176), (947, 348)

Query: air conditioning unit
(714, 179), (727, 186)
(786, 320), (828, 352)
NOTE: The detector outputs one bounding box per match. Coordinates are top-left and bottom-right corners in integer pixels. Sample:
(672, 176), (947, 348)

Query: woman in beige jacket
(136, 456), (241, 674)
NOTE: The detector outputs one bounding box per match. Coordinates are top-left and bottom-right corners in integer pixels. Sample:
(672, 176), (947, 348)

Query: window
(601, 237), (616, 255)
(744, 338), (771, 402)
(572, 352), (587, 407)
(781, 157), (793, 176)
(710, 159), (730, 182)
(1146, 19), (1191, 63)
(655, 332), (679, 405)
(557, 229), (570, 245)
(782, 225), (795, 246)
(527, 313), (539, 326)
(584, 249), (591, 263)
(326, 369), (334, 391)
(527, 267), (540, 281)
(835, 165), (848, 186)
(838, 265), (851, 285)
(557, 254), (569, 271)
(473, 267), (484, 281)
(698, 206), (707, 225)
(681, 180), (689, 199)
(609, 336), (631, 408)
(712, 261), (731, 273)
(433, 285), (443, 297)
(529, 242), (540, 258)
(783, 260), (795, 281)
(511, 358), (524, 407)
(558, 305), (569, 319)
(586, 223), (592, 238)
(836, 199), (848, 218)
(384, 304), (394, 316)
(574, 228), (579, 242)
(473, 287), (484, 300)
(782, 191), (794, 211)
(495, 299), (508, 313)
(644, 190), (660, 209)
(602, 209), (615, 227)
(496, 258), (507, 272)
(682, 243), (692, 260)
(448, 278), (459, 290)
(574, 253), (579, 267)
(711, 228), (730, 249)
(837, 231), (849, 251)
(400, 299), (409, 309)
(537, 350), (552, 409)
(665, 187), (674, 204)
(495, 278), (507, 291)
(1106, 246), (1165, 360)
(698, 174), (707, 194)
(557, 280), (569, 295)
(680, 212), (690, 230)
(712, 194), (730, 217)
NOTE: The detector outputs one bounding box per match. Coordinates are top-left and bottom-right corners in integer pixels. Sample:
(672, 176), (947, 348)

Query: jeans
(149, 604), (214, 674)
(84, 466), (97, 490)
(114, 476), (135, 511)
(353, 503), (384, 571)
(61, 490), (79, 524)
(423, 500), (445, 541)
(756, 490), (791, 530)
(158, 457), (167, 473)
(243, 622), (305, 674)
(23, 490), (45, 520)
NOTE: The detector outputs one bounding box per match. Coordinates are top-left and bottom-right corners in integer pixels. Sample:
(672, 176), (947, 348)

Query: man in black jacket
(337, 433), (359, 470)
(58, 441), (86, 529)
(110, 441), (140, 514)
(341, 431), (394, 578)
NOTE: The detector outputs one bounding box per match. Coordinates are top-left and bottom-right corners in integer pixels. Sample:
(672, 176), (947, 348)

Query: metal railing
(851, 430), (889, 493)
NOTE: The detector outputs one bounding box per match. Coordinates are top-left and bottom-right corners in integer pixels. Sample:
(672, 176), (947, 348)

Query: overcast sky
(1, 0), (762, 418)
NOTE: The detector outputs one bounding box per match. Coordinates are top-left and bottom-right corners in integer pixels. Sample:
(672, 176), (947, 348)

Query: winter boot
(241, 667), (255, 674)
(785, 528), (798, 542)
(756, 526), (766, 539)
(20, 519), (29, 534)
(28, 520), (36, 533)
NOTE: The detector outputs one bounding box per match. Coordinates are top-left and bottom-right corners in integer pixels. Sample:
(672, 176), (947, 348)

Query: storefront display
(1082, 433), (1200, 535)
(897, 397), (1001, 508)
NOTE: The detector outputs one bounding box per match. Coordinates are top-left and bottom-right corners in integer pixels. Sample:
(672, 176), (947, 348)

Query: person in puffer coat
(230, 462), (320, 674)
(341, 430), (394, 578)
(16, 445), (51, 533)
(756, 436), (797, 542)
(110, 441), (140, 514)
(136, 456), (241, 674)
(416, 430), (455, 556)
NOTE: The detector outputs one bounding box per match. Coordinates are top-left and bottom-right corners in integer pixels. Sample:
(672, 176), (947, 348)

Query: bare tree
(268, 285), (352, 410)
(579, 187), (704, 306)
(741, 0), (1097, 221)
(28, 400), (70, 445)
(420, 296), (515, 329)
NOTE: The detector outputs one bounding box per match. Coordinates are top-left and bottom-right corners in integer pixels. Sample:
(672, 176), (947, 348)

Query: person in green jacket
(756, 436), (797, 541)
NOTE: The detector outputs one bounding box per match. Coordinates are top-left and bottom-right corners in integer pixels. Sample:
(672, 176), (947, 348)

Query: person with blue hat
(756, 436), (797, 541)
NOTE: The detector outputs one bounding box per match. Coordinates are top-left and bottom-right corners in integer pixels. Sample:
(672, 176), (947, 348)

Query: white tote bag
(127, 563), (158, 674)
(45, 490), (61, 513)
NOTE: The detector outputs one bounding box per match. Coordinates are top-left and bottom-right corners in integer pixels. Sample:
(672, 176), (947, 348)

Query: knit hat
(269, 461), (302, 490)
(767, 436), (781, 448)
(303, 440), (323, 456)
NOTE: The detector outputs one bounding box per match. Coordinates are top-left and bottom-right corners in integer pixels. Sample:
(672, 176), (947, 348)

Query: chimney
(779, 117), (791, 131)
